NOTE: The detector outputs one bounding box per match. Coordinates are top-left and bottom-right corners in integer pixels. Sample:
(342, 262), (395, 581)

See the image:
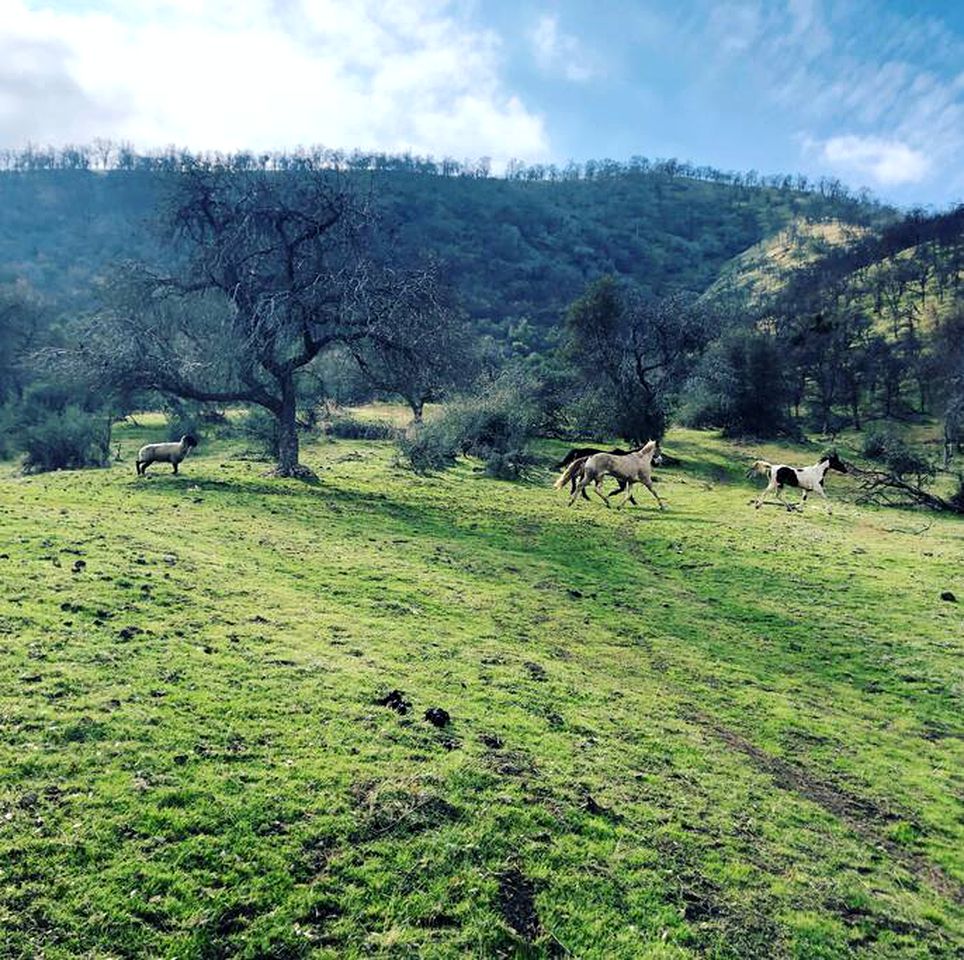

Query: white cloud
(0, 0), (550, 163)
(529, 14), (595, 82)
(814, 134), (930, 185)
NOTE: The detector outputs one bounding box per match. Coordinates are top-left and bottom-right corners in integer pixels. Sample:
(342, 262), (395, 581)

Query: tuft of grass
(0, 421), (961, 958)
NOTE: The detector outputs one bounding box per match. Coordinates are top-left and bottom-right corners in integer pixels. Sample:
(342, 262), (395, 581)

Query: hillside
(0, 165), (893, 338)
(705, 218), (873, 307)
(1, 420), (961, 958)
(708, 207), (964, 341)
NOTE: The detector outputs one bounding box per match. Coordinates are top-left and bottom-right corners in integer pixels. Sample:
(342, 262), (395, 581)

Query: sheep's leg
(172, 461), (178, 475)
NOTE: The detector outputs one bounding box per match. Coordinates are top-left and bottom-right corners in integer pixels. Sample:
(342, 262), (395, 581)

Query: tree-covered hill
(0, 152), (895, 338)
(697, 205), (964, 437)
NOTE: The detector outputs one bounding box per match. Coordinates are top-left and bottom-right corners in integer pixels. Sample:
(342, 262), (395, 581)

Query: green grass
(1, 421), (961, 958)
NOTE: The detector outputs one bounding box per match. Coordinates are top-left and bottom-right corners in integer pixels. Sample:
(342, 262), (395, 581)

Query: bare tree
(69, 159), (440, 477)
(347, 263), (477, 421)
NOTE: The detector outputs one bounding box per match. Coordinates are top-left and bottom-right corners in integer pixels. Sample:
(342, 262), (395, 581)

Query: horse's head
(652, 442), (664, 466)
(825, 450), (847, 473)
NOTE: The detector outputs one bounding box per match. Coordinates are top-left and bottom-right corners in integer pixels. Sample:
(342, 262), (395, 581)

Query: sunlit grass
(1, 422), (961, 958)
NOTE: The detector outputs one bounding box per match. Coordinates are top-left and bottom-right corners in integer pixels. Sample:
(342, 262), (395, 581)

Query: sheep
(136, 434), (198, 476)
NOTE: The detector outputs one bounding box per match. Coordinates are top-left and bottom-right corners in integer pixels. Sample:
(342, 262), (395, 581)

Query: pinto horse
(750, 452), (847, 514)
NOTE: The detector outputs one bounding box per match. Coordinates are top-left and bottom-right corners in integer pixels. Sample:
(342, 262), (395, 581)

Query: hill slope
(709, 207), (964, 340)
(1, 423), (961, 958)
(0, 166), (892, 337)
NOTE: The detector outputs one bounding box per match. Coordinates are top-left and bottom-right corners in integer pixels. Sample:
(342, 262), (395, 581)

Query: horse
(560, 441), (665, 509)
(553, 447), (631, 470)
(749, 452), (847, 514)
(554, 447), (634, 502)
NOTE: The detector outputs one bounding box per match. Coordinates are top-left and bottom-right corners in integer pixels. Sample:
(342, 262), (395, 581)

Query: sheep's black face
(185, 435), (199, 448)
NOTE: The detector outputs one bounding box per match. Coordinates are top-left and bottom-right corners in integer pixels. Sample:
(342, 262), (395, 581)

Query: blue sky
(2, 1), (961, 207)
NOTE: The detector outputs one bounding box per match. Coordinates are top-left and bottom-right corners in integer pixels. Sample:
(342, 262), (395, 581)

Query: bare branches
(850, 463), (963, 514)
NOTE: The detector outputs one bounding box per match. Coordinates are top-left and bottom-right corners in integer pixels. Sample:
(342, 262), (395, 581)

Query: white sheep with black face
(136, 435), (198, 475)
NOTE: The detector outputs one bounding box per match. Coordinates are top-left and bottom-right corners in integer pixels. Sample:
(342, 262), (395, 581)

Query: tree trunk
(411, 398), (424, 423)
(275, 374), (302, 477)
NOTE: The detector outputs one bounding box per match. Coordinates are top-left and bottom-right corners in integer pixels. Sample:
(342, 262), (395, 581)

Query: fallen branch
(850, 464), (963, 514)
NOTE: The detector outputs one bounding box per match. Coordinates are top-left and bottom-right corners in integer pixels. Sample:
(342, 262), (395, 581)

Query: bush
(399, 372), (540, 478)
(397, 416), (461, 474)
(681, 330), (793, 438)
(861, 430), (934, 483)
(163, 397), (226, 440)
(324, 415), (396, 441)
(240, 406), (281, 459)
(0, 404), (14, 460)
(861, 429), (895, 460)
(884, 444), (934, 484)
(14, 405), (111, 472)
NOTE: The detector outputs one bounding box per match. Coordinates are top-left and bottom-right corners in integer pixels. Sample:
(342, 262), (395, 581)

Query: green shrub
(399, 372), (539, 478)
(240, 407), (281, 459)
(680, 330), (794, 439)
(14, 405), (111, 472)
(861, 429), (934, 482)
(163, 398), (226, 440)
(861, 429), (896, 460)
(884, 444), (934, 484)
(324, 415), (396, 441)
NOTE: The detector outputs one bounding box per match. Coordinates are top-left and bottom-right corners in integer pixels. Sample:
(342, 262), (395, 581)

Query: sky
(1, 0), (962, 208)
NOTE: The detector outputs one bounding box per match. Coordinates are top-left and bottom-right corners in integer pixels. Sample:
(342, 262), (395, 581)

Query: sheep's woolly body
(136, 435), (198, 475)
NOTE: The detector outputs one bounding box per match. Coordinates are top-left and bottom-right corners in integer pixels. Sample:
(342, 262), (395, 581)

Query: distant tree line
(0, 141), (886, 210)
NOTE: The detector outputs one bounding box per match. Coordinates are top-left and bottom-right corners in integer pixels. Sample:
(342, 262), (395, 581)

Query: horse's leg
(569, 473), (588, 506)
(614, 478), (638, 505)
(775, 484), (793, 511)
(613, 480), (635, 509)
(755, 478), (777, 508)
(641, 477), (665, 510)
(815, 484), (832, 514)
(592, 478), (611, 507)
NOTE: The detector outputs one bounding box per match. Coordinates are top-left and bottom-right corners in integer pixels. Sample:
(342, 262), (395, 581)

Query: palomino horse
(749, 452), (847, 514)
(558, 441), (665, 509)
(554, 447), (633, 502)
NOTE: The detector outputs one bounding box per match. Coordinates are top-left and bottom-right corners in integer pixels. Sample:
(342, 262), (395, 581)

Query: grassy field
(1, 417), (961, 958)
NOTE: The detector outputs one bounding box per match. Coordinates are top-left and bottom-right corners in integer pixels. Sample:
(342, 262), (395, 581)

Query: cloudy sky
(2, 0), (962, 207)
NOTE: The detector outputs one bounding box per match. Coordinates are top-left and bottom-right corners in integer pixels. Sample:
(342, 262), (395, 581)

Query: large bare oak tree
(75, 159), (443, 476)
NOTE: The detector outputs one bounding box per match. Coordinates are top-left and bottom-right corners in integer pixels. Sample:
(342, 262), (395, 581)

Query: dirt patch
(497, 867), (545, 945)
(695, 712), (964, 906)
(373, 689), (411, 714)
(524, 661), (548, 682)
(424, 706), (451, 727)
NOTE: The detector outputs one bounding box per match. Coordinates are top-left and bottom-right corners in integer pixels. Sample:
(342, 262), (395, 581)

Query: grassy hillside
(705, 219), (873, 307)
(1, 419), (961, 958)
(708, 208), (964, 342)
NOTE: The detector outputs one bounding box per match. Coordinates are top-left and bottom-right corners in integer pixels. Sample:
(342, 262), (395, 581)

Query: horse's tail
(746, 459), (772, 479)
(554, 457), (587, 490)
